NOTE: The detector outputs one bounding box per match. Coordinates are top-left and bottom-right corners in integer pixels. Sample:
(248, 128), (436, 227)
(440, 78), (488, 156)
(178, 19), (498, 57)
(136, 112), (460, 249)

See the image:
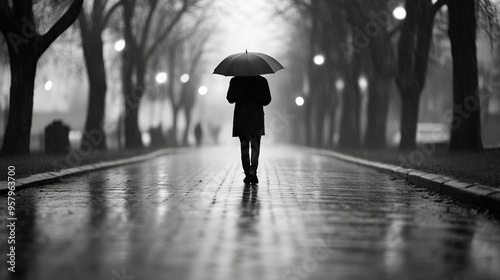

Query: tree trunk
(326, 107), (336, 148)
(364, 78), (390, 148)
(0, 53), (37, 155)
(124, 101), (142, 149)
(183, 108), (192, 146)
(127, 61), (146, 149)
(314, 103), (326, 148)
(316, 80), (333, 148)
(172, 107), (178, 147)
(304, 97), (313, 146)
(399, 84), (421, 150)
(362, 0), (394, 149)
(168, 46), (179, 147)
(448, 0), (483, 151)
(338, 62), (361, 149)
(395, 0), (435, 150)
(122, 53), (144, 149)
(308, 59), (327, 148)
(80, 21), (107, 150)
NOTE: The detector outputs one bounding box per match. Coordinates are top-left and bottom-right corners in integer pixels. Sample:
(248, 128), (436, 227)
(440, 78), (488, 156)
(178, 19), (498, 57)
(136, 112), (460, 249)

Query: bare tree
(179, 32), (210, 146)
(280, 0), (390, 149)
(395, 0), (442, 150)
(362, 0), (396, 149)
(79, 0), (122, 151)
(336, 1), (368, 149)
(396, 0), (497, 151)
(279, 0), (350, 148)
(0, 0), (84, 156)
(121, 0), (196, 149)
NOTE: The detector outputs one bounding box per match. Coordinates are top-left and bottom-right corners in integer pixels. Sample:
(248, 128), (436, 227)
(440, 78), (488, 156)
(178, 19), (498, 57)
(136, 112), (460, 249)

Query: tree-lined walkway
(1, 145), (500, 280)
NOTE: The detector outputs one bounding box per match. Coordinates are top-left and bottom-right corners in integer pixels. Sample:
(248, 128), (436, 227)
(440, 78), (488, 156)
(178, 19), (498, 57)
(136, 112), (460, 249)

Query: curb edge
(0, 148), (186, 194)
(305, 147), (500, 216)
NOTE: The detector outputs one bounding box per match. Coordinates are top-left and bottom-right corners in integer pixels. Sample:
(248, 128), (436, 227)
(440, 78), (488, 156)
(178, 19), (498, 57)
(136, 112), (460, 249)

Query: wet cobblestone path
(1, 145), (500, 280)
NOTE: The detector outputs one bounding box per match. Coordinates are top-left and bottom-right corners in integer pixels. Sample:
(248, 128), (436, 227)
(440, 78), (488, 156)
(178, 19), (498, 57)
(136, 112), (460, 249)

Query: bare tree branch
(13, 0), (33, 21)
(145, 0), (189, 61)
(0, 1), (16, 35)
(123, 0), (138, 54)
(36, 0), (84, 57)
(477, 0), (500, 43)
(167, 9), (208, 47)
(91, 0), (104, 30)
(101, 0), (124, 29)
(389, 24), (402, 38)
(139, 0), (159, 51)
(433, 0), (448, 14)
(79, 5), (89, 31)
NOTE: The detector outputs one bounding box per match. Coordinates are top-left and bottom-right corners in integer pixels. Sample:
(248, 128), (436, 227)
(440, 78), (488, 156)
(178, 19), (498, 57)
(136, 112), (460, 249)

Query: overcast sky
(194, 0), (290, 141)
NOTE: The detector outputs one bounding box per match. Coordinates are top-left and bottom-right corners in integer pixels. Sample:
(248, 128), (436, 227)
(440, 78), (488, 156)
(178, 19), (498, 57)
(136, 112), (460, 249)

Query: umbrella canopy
(213, 50), (284, 77)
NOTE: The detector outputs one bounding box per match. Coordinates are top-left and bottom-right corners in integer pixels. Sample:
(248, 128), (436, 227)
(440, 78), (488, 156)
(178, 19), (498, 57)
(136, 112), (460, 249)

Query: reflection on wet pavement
(1, 146), (500, 280)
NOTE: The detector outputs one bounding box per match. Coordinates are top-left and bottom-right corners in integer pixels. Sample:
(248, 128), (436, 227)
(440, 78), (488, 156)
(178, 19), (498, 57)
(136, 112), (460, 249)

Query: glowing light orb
(114, 39), (126, 52)
(335, 79), (345, 91)
(180, 74), (190, 84)
(198, 86), (208, 96)
(155, 72), (168, 84)
(44, 80), (53, 91)
(295, 96), (305, 106)
(313, 54), (325, 65)
(358, 76), (368, 91)
(393, 6), (407, 20)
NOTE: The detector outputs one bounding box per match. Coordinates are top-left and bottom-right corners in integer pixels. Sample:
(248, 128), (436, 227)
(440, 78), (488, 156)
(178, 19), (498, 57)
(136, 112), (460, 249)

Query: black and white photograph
(1, 0), (500, 279)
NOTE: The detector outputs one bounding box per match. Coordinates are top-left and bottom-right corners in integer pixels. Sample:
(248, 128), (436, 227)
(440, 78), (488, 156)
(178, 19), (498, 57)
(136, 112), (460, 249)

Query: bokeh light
(198, 86), (208, 96)
(114, 39), (126, 52)
(44, 80), (53, 91)
(393, 6), (407, 20)
(336, 79), (345, 91)
(313, 54), (325, 65)
(295, 96), (305, 106)
(180, 74), (190, 84)
(358, 76), (368, 91)
(155, 72), (168, 84)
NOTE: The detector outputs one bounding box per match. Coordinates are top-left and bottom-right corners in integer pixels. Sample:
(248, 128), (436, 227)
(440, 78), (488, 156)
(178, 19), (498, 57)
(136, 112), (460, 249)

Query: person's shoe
(243, 173), (251, 184)
(243, 168), (250, 184)
(249, 170), (259, 184)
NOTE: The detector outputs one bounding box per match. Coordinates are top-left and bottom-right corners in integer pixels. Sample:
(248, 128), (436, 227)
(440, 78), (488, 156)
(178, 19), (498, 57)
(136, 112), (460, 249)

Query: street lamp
(44, 80), (53, 91)
(180, 74), (190, 84)
(335, 79), (345, 92)
(198, 86), (208, 96)
(358, 76), (368, 91)
(155, 72), (168, 84)
(295, 96), (305, 107)
(393, 6), (406, 20)
(313, 54), (325, 66)
(114, 39), (126, 52)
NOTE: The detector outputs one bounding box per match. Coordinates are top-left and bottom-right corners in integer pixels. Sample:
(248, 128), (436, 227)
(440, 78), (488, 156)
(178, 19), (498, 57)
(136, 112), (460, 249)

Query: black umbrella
(213, 50), (284, 77)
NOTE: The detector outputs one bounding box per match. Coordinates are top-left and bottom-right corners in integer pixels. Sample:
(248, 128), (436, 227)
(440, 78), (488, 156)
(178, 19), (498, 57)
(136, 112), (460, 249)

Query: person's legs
(249, 136), (261, 184)
(239, 137), (250, 180)
(250, 136), (261, 172)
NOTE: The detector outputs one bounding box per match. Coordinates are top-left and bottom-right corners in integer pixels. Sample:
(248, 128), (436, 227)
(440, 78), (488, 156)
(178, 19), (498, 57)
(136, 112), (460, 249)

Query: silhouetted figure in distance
(194, 122), (203, 146)
(227, 75), (272, 184)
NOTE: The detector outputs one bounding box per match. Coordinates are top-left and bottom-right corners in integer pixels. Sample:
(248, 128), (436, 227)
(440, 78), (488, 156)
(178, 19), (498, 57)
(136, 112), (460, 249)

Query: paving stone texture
(1, 146), (500, 280)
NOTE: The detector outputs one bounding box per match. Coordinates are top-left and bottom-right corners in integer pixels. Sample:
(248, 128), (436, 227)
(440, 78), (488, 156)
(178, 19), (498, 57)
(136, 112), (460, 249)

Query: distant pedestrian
(194, 123), (203, 146)
(226, 76), (272, 184)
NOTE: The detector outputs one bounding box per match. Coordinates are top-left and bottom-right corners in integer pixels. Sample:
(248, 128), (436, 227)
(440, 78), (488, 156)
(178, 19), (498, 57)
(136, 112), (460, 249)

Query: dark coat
(227, 76), (272, 137)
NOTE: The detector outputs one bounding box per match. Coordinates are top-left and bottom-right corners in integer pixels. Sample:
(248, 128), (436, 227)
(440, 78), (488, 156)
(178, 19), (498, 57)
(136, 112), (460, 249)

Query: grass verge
(0, 148), (153, 181)
(340, 146), (500, 188)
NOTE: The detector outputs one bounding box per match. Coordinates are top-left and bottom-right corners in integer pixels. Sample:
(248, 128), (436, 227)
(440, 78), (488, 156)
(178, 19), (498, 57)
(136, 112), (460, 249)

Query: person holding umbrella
(214, 50), (284, 184)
